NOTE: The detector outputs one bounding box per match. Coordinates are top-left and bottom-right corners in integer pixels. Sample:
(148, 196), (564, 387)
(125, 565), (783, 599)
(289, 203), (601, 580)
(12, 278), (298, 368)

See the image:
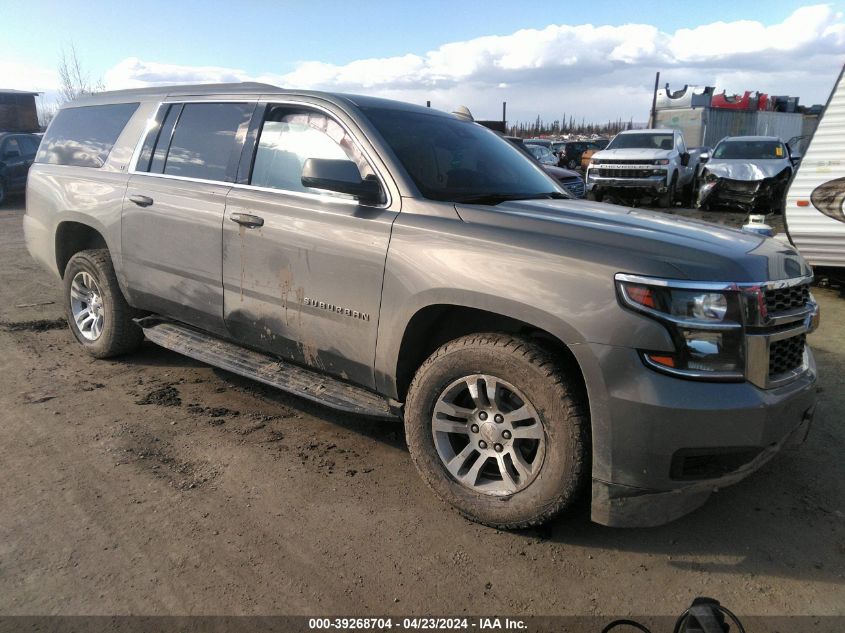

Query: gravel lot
(0, 194), (843, 618)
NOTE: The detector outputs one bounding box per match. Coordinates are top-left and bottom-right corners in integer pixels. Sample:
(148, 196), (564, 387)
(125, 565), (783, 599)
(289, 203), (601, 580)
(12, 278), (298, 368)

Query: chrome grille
(559, 177), (585, 198)
(596, 159), (653, 165)
(596, 168), (662, 178)
(764, 284), (810, 313)
(768, 334), (806, 378)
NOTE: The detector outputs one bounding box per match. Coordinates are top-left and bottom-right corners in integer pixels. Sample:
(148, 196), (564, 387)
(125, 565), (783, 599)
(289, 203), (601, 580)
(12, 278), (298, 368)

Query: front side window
(36, 103), (139, 168)
(160, 103), (253, 181)
(362, 106), (558, 203)
(2, 137), (21, 157)
(250, 107), (374, 197)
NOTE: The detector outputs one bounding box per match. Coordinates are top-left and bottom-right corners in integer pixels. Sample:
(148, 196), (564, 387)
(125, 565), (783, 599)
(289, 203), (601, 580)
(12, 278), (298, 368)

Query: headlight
(653, 159), (670, 166)
(616, 275), (745, 380)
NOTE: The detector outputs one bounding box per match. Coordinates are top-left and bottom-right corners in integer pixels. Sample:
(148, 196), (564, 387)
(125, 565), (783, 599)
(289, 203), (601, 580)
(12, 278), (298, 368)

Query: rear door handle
(229, 213), (264, 228)
(129, 195), (154, 207)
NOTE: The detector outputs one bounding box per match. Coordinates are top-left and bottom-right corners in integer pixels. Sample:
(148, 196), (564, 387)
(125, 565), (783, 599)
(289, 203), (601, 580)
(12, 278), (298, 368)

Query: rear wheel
(405, 333), (587, 529)
(63, 249), (144, 358)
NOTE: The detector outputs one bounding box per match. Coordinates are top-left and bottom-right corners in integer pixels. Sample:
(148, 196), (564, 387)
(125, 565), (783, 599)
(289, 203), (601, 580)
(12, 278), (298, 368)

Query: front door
(222, 104), (398, 388)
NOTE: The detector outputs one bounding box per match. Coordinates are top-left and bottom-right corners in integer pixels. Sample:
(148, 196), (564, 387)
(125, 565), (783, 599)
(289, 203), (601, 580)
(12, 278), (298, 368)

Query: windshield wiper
(453, 191), (568, 205)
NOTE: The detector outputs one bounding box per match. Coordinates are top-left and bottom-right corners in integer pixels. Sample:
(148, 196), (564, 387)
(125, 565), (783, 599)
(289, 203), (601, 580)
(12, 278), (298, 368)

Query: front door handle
(129, 195), (154, 207)
(229, 213), (264, 228)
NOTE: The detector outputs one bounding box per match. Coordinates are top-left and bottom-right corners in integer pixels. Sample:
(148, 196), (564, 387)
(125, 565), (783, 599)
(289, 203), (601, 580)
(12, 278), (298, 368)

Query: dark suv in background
(0, 132), (40, 205)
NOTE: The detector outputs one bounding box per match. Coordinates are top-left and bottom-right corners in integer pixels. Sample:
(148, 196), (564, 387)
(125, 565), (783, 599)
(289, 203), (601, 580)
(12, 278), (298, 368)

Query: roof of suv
(617, 128), (676, 135)
(65, 82), (450, 117)
(719, 135), (782, 142)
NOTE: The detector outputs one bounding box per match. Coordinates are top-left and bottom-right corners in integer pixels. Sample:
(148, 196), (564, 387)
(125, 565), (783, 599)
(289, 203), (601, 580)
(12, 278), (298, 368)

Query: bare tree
(37, 94), (58, 128)
(57, 43), (104, 104)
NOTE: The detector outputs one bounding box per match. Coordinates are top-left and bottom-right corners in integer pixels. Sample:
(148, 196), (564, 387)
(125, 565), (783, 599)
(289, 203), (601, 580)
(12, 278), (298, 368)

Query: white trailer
(785, 66), (845, 270)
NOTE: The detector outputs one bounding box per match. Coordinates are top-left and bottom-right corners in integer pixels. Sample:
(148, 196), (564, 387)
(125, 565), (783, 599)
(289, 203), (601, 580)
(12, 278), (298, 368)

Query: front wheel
(63, 249), (144, 358)
(404, 334), (588, 529)
(657, 174), (677, 208)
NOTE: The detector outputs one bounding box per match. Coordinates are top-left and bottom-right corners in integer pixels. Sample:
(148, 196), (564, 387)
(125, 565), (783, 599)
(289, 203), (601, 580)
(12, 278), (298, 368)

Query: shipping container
(656, 107), (806, 148)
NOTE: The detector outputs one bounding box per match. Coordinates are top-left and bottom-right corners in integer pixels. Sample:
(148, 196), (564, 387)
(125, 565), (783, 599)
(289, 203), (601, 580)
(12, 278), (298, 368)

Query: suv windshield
(607, 133), (674, 151)
(362, 107), (561, 203)
(713, 140), (785, 160)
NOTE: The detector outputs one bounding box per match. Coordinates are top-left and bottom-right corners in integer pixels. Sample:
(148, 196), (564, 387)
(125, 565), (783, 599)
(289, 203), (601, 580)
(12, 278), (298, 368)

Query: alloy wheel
(432, 374), (546, 496)
(70, 271), (105, 341)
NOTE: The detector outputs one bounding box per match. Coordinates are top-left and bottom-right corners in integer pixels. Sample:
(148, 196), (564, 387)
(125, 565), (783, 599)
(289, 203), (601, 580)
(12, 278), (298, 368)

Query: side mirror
(680, 152), (690, 166)
(790, 153), (802, 165)
(301, 158), (383, 204)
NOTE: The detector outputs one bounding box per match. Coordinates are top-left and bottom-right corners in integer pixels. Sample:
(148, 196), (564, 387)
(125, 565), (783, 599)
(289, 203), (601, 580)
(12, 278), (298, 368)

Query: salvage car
(507, 137), (585, 198)
(0, 131), (41, 205)
(698, 136), (795, 213)
(524, 142), (558, 165)
(586, 129), (703, 207)
(25, 83), (819, 529)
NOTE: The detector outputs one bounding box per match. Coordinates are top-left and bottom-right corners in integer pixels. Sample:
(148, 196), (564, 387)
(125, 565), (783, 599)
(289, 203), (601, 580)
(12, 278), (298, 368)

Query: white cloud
(0, 60), (58, 92)
(13, 4), (845, 123)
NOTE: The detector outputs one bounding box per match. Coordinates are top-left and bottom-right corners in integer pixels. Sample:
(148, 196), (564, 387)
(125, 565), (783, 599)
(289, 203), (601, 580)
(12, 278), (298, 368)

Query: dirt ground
(0, 195), (843, 618)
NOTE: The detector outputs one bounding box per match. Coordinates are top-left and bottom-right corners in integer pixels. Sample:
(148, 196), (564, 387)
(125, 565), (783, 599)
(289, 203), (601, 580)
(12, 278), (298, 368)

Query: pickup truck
(25, 83), (819, 529)
(585, 128), (703, 207)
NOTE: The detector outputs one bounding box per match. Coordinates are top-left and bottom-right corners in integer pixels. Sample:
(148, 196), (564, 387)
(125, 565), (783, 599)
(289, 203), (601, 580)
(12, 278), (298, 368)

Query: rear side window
(36, 103), (139, 168)
(137, 103), (252, 182)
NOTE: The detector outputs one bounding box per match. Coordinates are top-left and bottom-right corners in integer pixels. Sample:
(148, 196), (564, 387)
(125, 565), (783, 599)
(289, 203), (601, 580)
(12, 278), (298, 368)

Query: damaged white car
(697, 136), (797, 213)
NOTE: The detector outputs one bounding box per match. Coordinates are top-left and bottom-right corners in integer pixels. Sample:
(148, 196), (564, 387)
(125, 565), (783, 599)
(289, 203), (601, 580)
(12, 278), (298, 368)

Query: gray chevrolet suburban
(25, 83), (819, 529)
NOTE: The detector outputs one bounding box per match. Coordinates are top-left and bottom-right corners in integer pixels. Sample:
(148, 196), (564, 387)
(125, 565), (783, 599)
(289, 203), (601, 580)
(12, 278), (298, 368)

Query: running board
(135, 317), (395, 419)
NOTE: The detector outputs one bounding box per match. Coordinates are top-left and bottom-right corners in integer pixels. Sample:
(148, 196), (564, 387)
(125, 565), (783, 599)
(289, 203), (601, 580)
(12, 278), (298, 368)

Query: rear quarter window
(36, 103), (139, 168)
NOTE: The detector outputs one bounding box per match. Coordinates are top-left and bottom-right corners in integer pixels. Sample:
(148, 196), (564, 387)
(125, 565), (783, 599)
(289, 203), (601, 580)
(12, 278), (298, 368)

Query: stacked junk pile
(654, 84), (821, 150)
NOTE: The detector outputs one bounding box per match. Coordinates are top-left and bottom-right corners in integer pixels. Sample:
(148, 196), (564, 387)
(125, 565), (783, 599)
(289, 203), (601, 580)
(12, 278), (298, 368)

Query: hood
(542, 165), (581, 180)
(705, 159), (790, 181)
(455, 198), (810, 282)
(591, 148), (674, 161)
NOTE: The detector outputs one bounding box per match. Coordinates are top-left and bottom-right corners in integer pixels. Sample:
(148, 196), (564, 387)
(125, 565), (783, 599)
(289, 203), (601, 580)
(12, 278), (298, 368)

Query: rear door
(122, 101), (254, 335)
(221, 102), (398, 388)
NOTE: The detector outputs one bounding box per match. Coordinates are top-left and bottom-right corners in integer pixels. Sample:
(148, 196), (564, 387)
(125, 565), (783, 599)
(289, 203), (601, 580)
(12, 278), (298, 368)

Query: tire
(568, 159), (578, 170)
(404, 333), (587, 529)
(63, 249), (144, 358)
(587, 189), (603, 202)
(0, 179), (6, 206)
(657, 174), (677, 208)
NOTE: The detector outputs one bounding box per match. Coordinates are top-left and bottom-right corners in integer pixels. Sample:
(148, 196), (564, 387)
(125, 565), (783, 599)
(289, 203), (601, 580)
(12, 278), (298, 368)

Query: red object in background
(756, 93), (769, 110)
(711, 91), (753, 110)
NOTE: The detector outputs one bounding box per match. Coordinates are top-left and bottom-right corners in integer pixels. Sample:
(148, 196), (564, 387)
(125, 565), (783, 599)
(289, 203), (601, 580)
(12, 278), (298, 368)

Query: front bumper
(586, 343), (817, 527)
(698, 176), (787, 212)
(586, 172), (667, 191)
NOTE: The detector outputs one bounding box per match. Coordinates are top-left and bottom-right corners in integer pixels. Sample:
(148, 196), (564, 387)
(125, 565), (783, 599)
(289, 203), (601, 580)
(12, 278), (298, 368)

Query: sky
(1, 0), (844, 124)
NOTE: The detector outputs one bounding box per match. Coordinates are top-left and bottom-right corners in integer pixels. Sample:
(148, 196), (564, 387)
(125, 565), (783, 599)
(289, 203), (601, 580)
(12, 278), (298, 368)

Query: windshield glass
(713, 140), (785, 160)
(362, 107), (560, 202)
(527, 144), (553, 160)
(607, 133), (674, 150)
